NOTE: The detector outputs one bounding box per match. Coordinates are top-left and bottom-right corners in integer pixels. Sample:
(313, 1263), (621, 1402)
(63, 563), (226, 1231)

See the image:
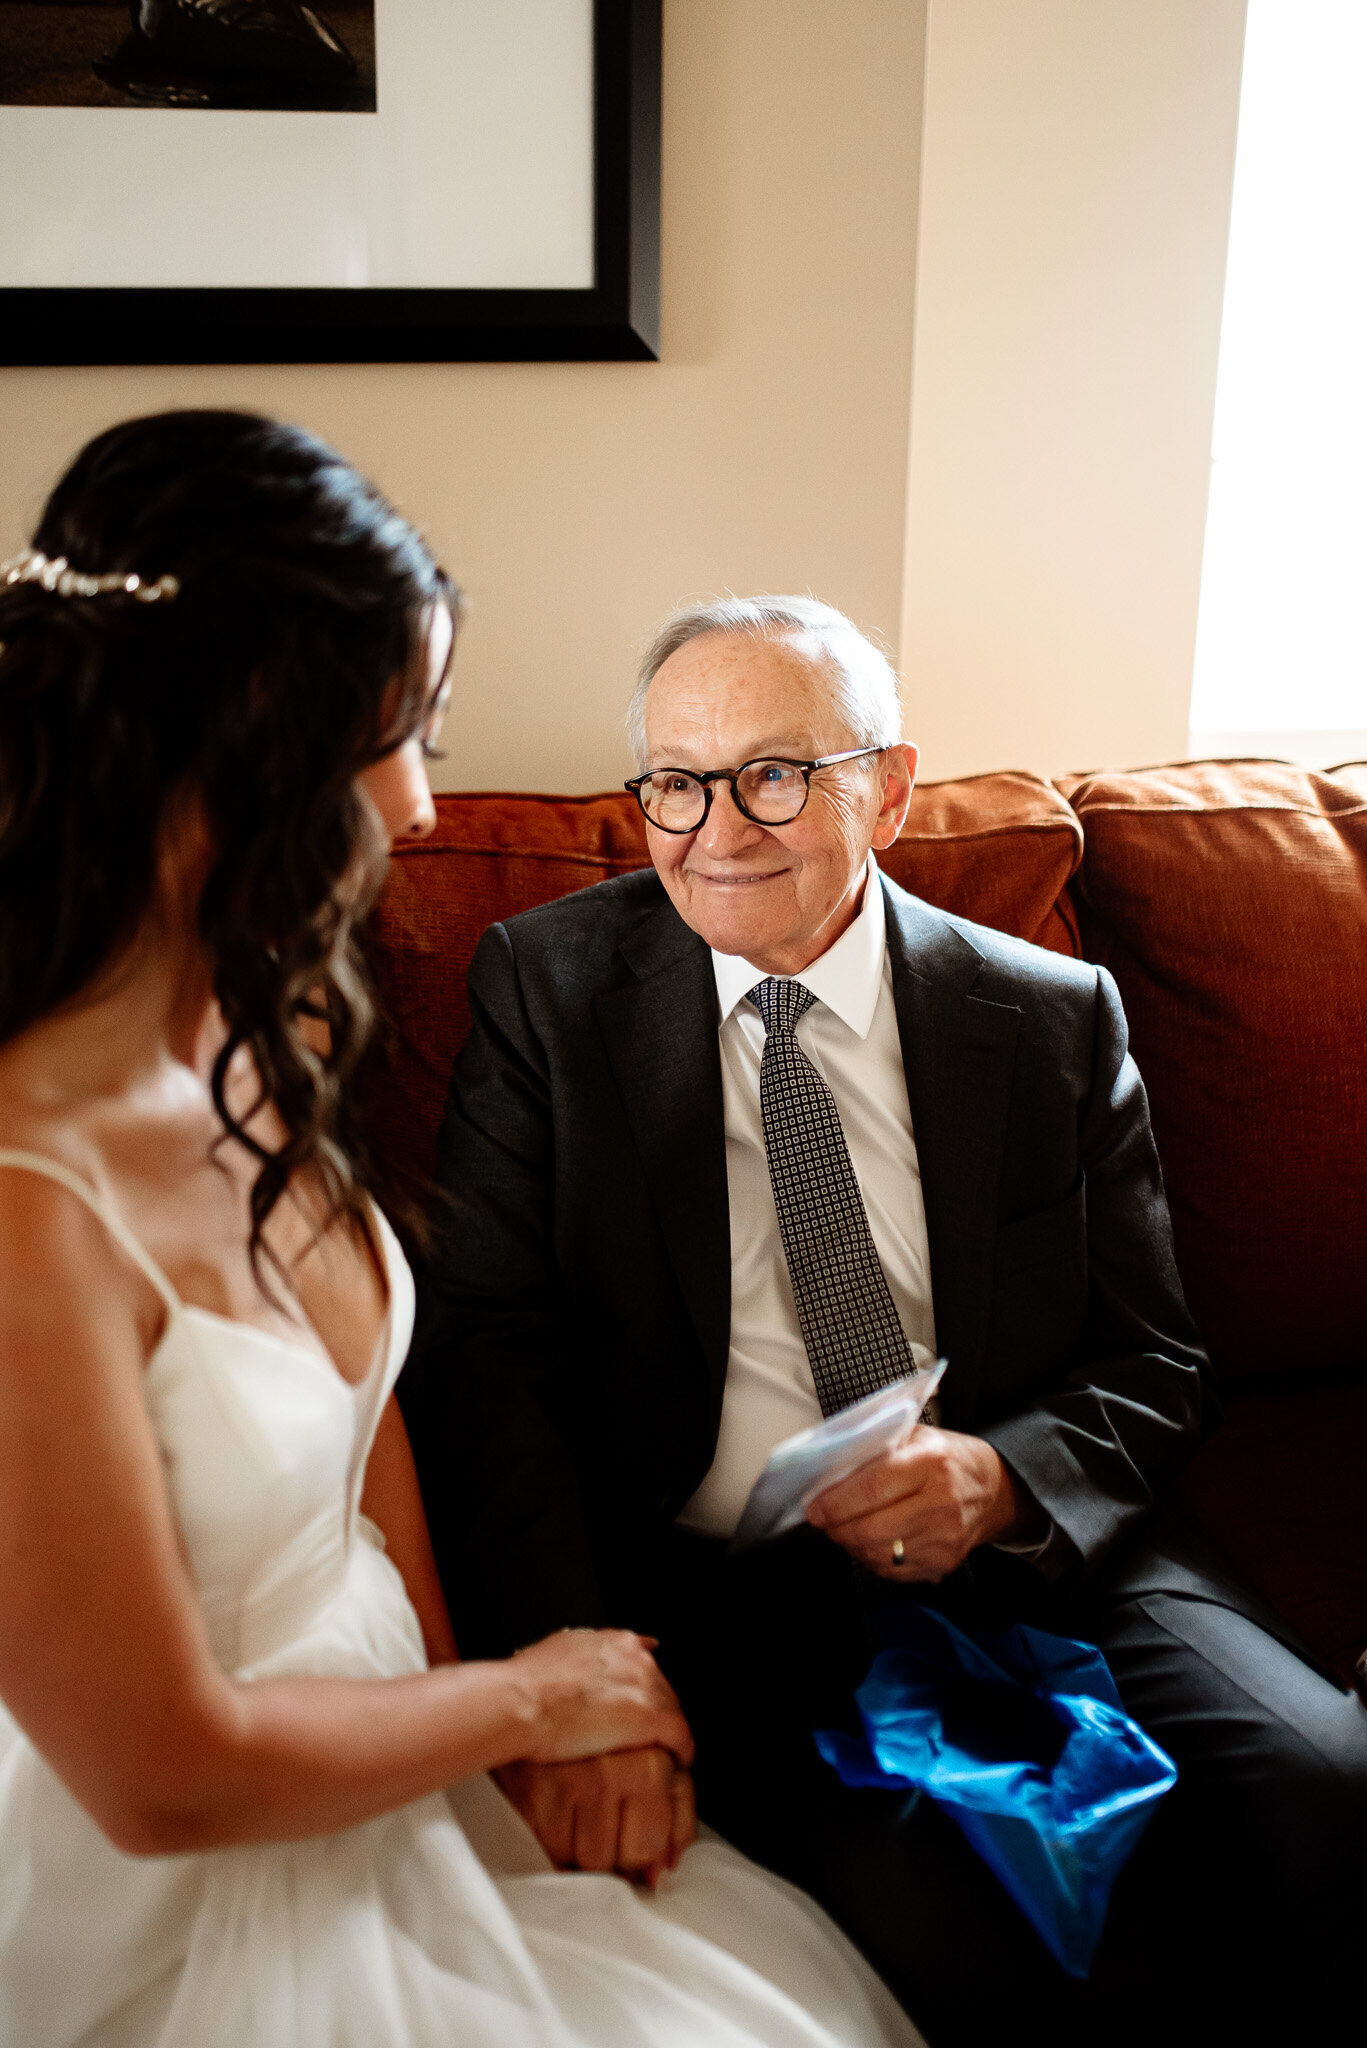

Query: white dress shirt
(677, 860), (939, 1537)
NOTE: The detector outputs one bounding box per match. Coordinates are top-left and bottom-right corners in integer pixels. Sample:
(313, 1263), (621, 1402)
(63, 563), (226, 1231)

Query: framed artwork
(0, 0), (660, 365)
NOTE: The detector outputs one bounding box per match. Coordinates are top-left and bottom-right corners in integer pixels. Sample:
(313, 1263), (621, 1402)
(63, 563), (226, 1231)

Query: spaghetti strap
(0, 1148), (181, 1316)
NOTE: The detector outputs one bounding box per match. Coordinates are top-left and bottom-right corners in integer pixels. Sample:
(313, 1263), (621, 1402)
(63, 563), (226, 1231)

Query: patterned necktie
(747, 977), (914, 1416)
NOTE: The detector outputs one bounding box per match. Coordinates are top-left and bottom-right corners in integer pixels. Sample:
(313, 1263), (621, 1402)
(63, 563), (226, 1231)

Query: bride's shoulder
(0, 1113), (163, 1364)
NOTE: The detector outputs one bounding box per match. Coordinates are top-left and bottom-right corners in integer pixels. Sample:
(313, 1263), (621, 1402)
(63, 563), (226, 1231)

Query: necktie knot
(747, 977), (816, 1036)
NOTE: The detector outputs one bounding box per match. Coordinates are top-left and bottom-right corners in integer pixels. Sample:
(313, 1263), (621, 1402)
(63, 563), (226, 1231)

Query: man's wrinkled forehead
(643, 628), (850, 762)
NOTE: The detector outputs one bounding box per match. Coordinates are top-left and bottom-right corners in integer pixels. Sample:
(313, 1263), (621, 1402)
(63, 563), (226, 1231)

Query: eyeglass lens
(638, 760), (809, 831)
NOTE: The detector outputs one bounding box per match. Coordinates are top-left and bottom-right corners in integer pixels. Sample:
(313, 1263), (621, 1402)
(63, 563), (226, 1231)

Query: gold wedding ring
(891, 1538), (905, 1566)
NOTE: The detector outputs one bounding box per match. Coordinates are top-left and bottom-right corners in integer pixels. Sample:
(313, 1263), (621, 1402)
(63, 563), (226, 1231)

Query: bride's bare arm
(0, 1183), (690, 1857)
(360, 1396), (459, 1665)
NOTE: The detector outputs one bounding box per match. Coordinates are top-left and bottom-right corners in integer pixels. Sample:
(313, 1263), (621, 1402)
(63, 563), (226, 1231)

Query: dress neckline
(0, 1145), (398, 1396)
(150, 1251), (397, 1399)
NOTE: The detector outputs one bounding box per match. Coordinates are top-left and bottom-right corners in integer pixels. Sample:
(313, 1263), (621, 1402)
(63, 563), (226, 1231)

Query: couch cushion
(369, 776), (1082, 1183)
(1178, 1377), (1367, 1689)
(1063, 760), (1367, 1386)
(876, 770), (1082, 956)
(366, 795), (652, 1189)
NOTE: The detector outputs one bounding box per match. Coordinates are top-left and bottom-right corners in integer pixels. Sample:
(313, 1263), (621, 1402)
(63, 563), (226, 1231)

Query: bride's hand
(510, 1629), (694, 1769)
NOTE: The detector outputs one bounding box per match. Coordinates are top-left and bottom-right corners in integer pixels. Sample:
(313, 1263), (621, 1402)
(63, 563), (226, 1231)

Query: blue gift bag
(814, 1605), (1177, 1979)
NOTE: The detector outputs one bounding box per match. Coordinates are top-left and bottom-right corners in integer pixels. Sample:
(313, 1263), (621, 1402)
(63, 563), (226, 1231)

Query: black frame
(0, 0), (660, 368)
(625, 751), (885, 833)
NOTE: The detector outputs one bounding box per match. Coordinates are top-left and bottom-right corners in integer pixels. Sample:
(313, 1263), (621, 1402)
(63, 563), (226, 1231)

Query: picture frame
(0, 0), (660, 367)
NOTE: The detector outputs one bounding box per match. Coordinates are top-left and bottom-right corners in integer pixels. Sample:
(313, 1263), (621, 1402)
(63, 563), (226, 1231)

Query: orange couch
(369, 761), (1367, 1688)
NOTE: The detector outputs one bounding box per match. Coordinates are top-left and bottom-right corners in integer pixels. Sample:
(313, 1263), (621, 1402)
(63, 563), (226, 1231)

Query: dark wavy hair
(0, 409), (460, 1262)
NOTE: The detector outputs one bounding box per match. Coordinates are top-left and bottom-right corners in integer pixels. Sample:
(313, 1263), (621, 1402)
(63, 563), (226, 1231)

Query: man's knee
(1100, 1590), (1367, 1898)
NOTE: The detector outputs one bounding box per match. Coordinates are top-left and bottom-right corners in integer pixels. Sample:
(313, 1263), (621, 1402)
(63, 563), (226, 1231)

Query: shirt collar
(710, 856), (888, 1041)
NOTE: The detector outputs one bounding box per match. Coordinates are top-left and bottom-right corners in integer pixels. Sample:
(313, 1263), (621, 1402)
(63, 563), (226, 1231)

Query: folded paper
(730, 1361), (946, 1552)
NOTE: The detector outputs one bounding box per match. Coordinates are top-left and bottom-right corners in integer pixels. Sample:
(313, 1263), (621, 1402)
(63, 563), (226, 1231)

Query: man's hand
(806, 1427), (1031, 1581)
(495, 1748), (697, 1888)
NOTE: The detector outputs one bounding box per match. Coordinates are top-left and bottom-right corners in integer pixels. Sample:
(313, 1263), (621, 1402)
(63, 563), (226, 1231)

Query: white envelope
(729, 1359), (947, 1552)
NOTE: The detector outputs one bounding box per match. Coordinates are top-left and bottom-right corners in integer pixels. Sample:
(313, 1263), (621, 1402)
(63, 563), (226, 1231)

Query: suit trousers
(652, 1515), (1367, 2048)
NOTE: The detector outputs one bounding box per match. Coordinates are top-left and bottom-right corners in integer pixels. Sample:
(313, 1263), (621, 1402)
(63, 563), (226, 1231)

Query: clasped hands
(496, 1746), (696, 1892)
(500, 1428), (1024, 1885)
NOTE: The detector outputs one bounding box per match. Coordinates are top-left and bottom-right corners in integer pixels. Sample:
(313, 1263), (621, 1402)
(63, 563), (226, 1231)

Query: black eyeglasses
(625, 748), (881, 834)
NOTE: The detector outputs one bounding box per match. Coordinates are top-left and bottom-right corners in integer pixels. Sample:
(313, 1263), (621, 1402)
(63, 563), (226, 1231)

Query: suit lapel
(881, 876), (1020, 1425)
(591, 877), (1020, 1430)
(593, 902), (732, 1414)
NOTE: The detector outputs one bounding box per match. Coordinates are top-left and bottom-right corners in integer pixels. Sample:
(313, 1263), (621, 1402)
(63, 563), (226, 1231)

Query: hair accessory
(0, 546), (180, 605)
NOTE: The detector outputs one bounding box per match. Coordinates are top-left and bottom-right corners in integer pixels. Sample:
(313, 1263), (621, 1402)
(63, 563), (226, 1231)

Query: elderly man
(405, 597), (1365, 2046)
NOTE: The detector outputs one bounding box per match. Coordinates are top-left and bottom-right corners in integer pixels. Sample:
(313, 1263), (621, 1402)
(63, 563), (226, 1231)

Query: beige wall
(902, 0), (1247, 782)
(0, 0), (926, 795)
(0, 2), (1252, 792)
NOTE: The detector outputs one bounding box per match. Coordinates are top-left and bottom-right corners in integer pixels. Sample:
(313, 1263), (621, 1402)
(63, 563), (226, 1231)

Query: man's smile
(684, 868), (790, 887)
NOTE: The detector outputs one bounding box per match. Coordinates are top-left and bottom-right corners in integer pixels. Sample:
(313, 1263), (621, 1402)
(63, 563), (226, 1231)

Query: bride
(0, 412), (924, 2048)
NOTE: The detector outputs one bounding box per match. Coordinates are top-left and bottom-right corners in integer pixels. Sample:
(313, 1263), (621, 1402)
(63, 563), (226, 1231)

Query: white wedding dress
(0, 1152), (923, 2048)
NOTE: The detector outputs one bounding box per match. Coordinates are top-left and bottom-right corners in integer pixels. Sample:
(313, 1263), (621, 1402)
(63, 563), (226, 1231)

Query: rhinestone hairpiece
(0, 546), (180, 605)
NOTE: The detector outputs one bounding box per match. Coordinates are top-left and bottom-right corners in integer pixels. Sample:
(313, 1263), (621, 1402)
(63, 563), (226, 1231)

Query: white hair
(627, 594), (903, 770)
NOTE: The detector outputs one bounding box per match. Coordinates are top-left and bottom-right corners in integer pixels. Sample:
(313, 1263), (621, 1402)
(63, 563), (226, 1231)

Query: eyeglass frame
(624, 746), (884, 834)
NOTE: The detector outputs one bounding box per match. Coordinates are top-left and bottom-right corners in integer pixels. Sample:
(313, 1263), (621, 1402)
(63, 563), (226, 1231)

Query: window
(1188, 0), (1367, 767)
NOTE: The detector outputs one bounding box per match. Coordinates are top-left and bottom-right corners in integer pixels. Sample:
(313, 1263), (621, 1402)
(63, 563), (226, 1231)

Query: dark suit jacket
(403, 868), (1218, 1659)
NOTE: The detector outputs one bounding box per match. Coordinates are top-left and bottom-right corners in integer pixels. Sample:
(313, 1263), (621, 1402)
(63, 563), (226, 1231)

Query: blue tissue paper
(814, 1605), (1177, 1978)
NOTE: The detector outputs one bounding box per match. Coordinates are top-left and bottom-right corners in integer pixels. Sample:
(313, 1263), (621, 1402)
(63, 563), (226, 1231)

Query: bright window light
(1188, 0), (1367, 766)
